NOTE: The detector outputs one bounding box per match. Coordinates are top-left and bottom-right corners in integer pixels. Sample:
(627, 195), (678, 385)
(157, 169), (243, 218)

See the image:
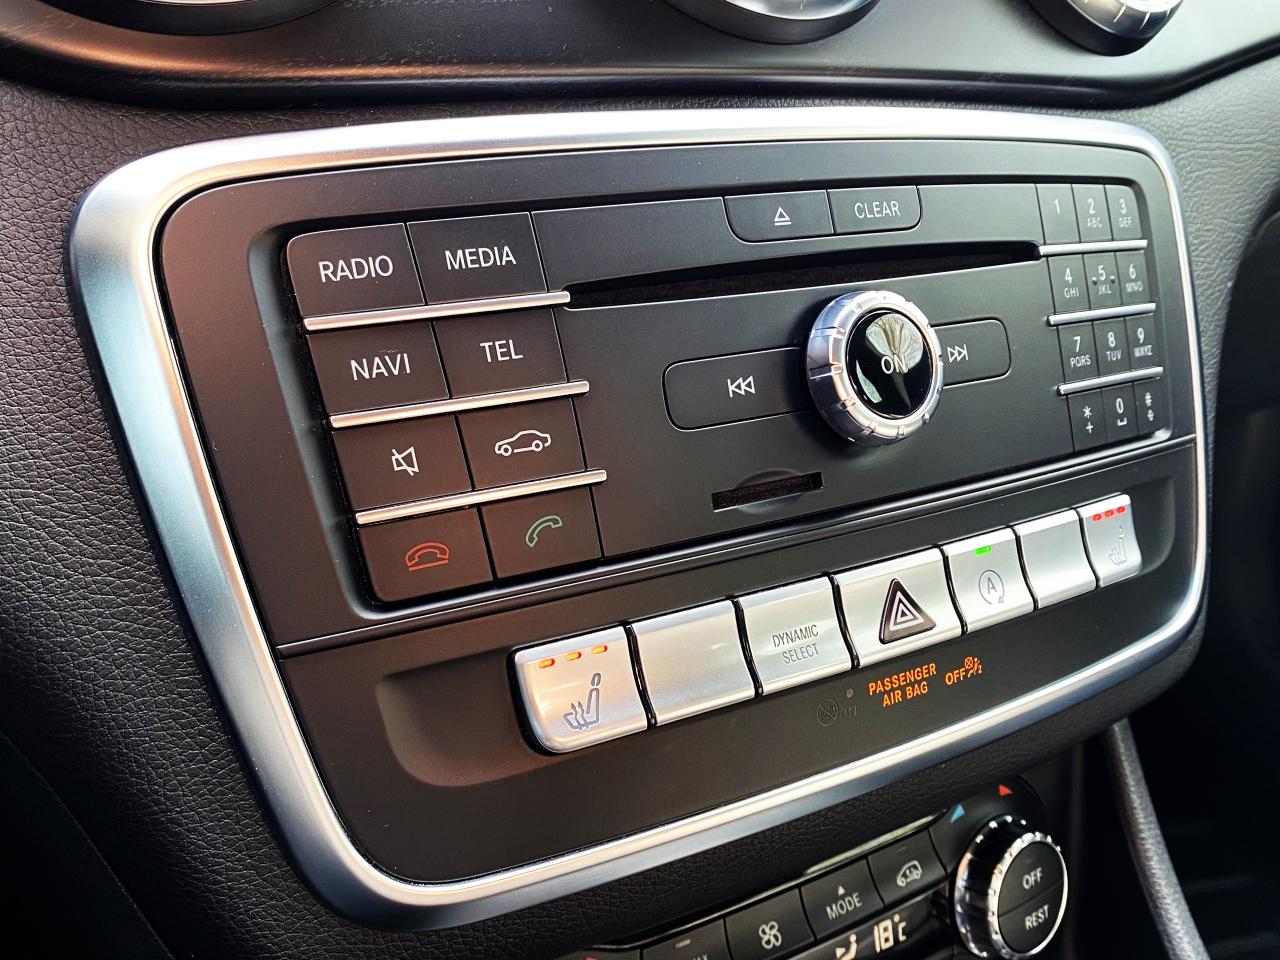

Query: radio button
(1067, 390), (1106, 451)
(1013, 511), (1096, 608)
(513, 628), (648, 753)
(833, 549), (962, 668)
(434, 308), (566, 397)
(1101, 384), (1139, 442)
(724, 190), (833, 242)
(308, 321), (448, 415)
(1072, 184), (1112, 242)
(1116, 250), (1151, 304)
(738, 579), (851, 695)
(408, 213), (546, 304)
(458, 398), (584, 489)
(1083, 252), (1121, 309)
(357, 509), (492, 602)
(1047, 255), (1088, 314)
(1093, 318), (1130, 375)
(633, 602), (754, 725)
(480, 487), (600, 579)
(332, 417), (470, 510)
(935, 319), (1011, 386)
(665, 348), (807, 429)
(1106, 185), (1143, 240)
(1036, 184), (1080, 245)
(287, 224), (424, 319)
(1058, 324), (1099, 382)
(942, 528), (1035, 632)
(1077, 494), (1142, 586)
(828, 186), (922, 235)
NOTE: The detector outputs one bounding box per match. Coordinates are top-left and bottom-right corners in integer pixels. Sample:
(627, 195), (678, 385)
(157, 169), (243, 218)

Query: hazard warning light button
(833, 548), (962, 669)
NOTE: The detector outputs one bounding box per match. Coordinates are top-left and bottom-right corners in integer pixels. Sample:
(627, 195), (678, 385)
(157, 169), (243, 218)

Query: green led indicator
(974, 545), (993, 556)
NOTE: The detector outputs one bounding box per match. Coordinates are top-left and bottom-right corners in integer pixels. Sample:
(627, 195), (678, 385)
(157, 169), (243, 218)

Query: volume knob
(805, 290), (944, 445)
(953, 816), (1069, 958)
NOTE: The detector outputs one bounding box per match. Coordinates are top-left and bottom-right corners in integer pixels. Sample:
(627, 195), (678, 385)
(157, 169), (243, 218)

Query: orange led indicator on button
(537, 658), (555, 669)
(565, 651), (582, 662)
(591, 644), (608, 655)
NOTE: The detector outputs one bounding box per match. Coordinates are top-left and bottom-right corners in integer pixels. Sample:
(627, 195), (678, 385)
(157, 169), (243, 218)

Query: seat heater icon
(563, 673), (603, 731)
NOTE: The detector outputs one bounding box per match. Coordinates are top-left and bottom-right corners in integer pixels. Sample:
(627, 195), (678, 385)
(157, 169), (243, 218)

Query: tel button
(308, 321), (448, 415)
(800, 859), (883, 940)
(408, 213), (547, 304)
(434, 308), (567, 397)
(357, 509), (492, 602)
(287, 224), (425, 319)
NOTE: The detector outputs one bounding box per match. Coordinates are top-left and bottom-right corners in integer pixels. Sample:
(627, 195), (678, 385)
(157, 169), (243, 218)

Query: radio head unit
(71, 108), (1203, 928)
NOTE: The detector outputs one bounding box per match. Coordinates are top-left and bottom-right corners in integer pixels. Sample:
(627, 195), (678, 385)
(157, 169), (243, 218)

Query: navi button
(513, 627), (648, 753)
(308, 321), (448, 415)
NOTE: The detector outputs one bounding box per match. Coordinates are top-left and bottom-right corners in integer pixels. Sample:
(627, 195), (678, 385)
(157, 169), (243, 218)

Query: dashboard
(0, 2), (1271, 960)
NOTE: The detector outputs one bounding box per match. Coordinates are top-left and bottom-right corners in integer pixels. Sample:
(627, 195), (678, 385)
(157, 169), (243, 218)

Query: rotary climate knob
(953, 816), (1069, 958)
(806, 290), (944, 445)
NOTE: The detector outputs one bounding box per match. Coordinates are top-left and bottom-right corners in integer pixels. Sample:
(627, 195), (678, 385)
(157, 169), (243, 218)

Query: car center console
(68, 108), (1205, 932)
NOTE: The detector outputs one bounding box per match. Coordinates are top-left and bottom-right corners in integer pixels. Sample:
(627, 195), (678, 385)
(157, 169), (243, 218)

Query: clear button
(513, 628), (648, 753)
(1013, 512), (1097, 607)
(1077, 494), (1143, 586)
(942, 529), (1035, 631)
(633, 602), (755, 725)
(738, 579), (851, 694)
(834, 548), (962, 668)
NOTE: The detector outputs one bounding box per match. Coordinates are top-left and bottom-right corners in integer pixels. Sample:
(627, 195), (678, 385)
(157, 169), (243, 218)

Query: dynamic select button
(738, 578), (851, 694)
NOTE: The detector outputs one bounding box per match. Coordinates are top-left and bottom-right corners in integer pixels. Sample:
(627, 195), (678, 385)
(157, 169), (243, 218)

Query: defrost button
(513, 628), (648, 753)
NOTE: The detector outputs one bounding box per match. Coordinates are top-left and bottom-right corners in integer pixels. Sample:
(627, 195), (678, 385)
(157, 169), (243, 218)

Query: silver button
(1077, 493), (1143, 586)
(512, 627), (647, 753)
(738, 578), (851, 694)
(633, 602), (755, 725)
(1013, 511), (1097, 607)
(942, 528), (1035, 631)
(833, 548), (962, 668)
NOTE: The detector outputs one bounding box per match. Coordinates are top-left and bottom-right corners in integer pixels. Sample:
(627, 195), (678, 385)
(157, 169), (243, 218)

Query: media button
(481, 487), (601, 579)
(332, 417), (470, 510)
(408, 213), (546, 304)
(434, 308), (567, 397)
(287, 224), (424, 319)
(357, 509), (491, 602)
(308, 321), (448, 415)
(458, 397), (584, 489)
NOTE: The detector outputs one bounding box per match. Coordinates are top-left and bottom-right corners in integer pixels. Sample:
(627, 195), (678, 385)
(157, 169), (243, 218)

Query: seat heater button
(1013, 511), (1096, 608)
(287, 224), (424, 319)
(725, 890), (814, 960)
(408, 213), (547, 304)
(724, 190), (833, 242)
(942, 528), (1034, 631)
(1076, 493), (1143, 586)
(513, 627), (647, 753)
(357, 509), (492, 602)
(738, 579), (851, 695)
(434, 308), (567, 397)
(828, 186), (922, 235)
(632, 602), (754, 725)
(834, 548), (962, 669)
(308, 321), (448, 415)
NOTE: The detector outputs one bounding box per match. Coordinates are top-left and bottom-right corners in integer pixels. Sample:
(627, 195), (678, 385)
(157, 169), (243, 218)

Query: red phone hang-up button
(357, 510), (492, 603)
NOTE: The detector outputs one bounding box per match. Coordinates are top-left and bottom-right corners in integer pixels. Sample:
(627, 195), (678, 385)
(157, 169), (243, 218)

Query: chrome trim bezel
(1057, 365), (1164, 396)
(1047, 301), (1156, 326)
(329, 379), (590, 429)
(69, 107), (1206, 930)
(303, 290), (570, 332)
(1038, 238), (1148, 257)
(353, 469), (608, 525)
